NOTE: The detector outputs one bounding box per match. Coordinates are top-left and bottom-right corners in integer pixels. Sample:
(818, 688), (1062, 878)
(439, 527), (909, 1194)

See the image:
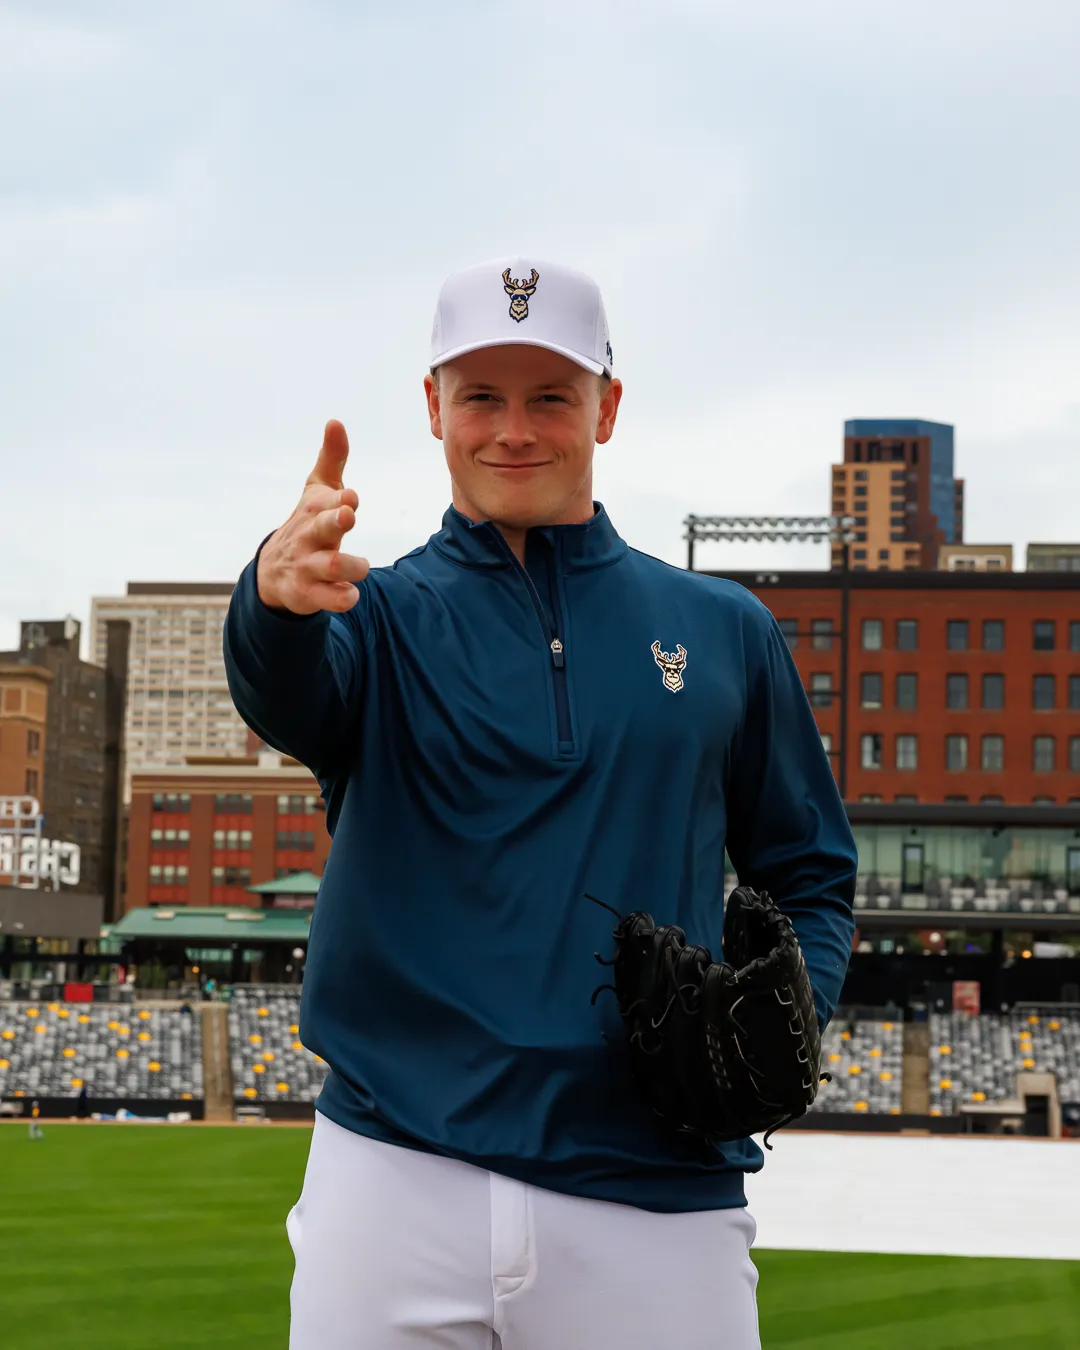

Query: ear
(595, 377), (623, 446)
(424, 373), (443, 440)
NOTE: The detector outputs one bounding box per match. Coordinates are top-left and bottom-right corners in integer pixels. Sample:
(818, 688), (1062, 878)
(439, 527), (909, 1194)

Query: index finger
(307, 420), (349, 491)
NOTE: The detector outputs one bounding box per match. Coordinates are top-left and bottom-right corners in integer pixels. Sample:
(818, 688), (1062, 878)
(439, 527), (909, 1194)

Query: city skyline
(2, 1), (1079, 656)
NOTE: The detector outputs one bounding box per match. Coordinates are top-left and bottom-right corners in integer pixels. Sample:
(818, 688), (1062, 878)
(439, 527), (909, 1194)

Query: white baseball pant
(287, 1111), (761, 1349)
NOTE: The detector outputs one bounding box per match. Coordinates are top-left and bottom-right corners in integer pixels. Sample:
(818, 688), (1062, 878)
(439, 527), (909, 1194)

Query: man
(28, 1098), (44, 1140)
(224, 257), (857, 1349)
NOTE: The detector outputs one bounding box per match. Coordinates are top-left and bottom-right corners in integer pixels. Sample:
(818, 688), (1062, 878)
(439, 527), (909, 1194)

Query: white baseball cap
(430, 256), (613, 377)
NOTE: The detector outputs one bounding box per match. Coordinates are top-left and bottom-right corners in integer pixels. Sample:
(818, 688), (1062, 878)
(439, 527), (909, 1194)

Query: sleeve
(723, 602), (858, 1033)
(222, 532), (373, 778)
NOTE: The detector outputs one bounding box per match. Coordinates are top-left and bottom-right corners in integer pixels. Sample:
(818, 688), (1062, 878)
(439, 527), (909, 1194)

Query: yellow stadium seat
(249, 1034), (262, 1045)
(78, 1015), (90, 1024)
(292, 1040), (304, 1051)
(930, 1107), (941, 1116)
(262, 1051), (275, 1063)
(869, 1048), (882, 1057)
(13, 1090), (25, 1097)
(148, 1062), (161, 1072)
(48, 1002), (59, 1012)
(116, 1049), (129, 1059)
(1028, 1015), (1039, 1025)
(116, 1027), (130, 1037)
(181, 1092), (193, 1100)
(289, 1024), (299, 1034)
(244, 1087), (257, 1098)
(1022, 1058), (1035, 1069)
(258, 1008), (269, 1017)
(1, 1030), (12, 1040)
(880, 1071), (893, 1081)
(973, 1092), (986, 1102)
(314, 1055), (324, 1064)
(882, 1022), (893, 1031)
(276, 1082), (289, 1093)
(1049, 1021), (1060, 1031)
(840, 1031), (851, 1040)
(34, 1025), (46, 1034)
(889, 1107), (900, 1115)
(25, 1009), (38, 1018)
(253, 1063), (265, 1074)
(139, 1011), (151, 1020)
(939, 1045), (952, 1054)
(940, 1078), (952, 1089)
(57, 1009), (69, 1019)
(138, 1032), (151, 1042)
(848, 1065), (861, 1075)
(107, 1020), (117, 1030)
(63, 1048), (76, 1059)
(854, 1101), (868, 1111)
(71, 1078), (83, 1089)
(0, 1059), (9, 1070)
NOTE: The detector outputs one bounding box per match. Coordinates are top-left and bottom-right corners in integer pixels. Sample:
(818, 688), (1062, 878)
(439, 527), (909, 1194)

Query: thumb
(307, 420), (349, 491)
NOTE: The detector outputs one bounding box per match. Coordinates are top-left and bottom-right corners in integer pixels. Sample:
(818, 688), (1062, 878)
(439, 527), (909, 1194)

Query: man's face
(424, 345), (622, 532)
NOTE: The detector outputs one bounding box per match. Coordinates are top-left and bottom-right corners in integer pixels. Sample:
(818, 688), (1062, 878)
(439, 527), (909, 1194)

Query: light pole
(684, 514), (856, 798)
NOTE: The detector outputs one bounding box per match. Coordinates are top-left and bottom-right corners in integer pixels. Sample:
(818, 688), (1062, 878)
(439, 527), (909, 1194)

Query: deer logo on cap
(503, 268), (539, 323)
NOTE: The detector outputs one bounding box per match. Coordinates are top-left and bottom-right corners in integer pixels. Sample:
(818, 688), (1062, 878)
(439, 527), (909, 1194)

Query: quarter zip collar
(430, 502), (628, 573)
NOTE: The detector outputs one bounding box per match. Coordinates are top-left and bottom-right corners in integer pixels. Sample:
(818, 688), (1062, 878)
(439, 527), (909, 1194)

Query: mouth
(480, 461), (550, 472)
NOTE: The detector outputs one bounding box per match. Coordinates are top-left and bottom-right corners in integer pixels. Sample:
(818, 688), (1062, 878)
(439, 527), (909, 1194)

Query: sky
(2, 0), (1078, 659)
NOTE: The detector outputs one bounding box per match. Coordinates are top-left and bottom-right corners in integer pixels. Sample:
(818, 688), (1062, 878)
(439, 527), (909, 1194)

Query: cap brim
(431, 336), (606, 377)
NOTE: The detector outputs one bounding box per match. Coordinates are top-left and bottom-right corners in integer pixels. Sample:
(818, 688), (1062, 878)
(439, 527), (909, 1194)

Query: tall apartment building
(89, 582), (248, 794)
(0, 618), (107, 894)
(0, 662), (52, 805)
(703, 566), (1080, 804)
(830, 419), (963, 571)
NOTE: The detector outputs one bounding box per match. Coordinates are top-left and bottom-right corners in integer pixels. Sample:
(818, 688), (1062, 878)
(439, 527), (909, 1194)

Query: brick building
(830, 419), (963, 571)
(708, 567), (1080, 804)
(0, 618), (107, 894)
(125, 749), (331, 912)
(0, 662), (52, 805)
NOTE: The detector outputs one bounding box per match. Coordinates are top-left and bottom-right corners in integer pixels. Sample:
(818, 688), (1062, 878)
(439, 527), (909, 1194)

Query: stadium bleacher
(809, 1017), (905, 1114)
(227, 987), (328, 1104)
(929, 1010), (1080, 1116)
(0, 1001), (203, 1101)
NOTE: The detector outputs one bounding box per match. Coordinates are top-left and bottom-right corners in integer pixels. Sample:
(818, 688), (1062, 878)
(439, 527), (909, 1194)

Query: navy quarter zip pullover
(223, 504), (857, 1213)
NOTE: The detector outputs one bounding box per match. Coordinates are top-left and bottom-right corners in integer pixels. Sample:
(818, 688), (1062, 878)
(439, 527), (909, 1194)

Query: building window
(809, 673), (833, 708)
(1033, 675), (1056, 711)
(1033, 796), (1056, 805)
(853, 549), (867, 562)
(945, 673), (969, 710)
(894, 794), (918, 803)
(277, 793), (319, 816)
(859, 794), (883, 803)
(777, 619), (798, 650)
(945, 735), (968, 771)
(878, 549), (890, 561)
(212, 866), (252, 886)
(895, 673), (918, 710)
(1033, 620), (1055, 651)
(149, 865), (162, 882)
(26, 729), (41, 756)
(820, 732), (833, 755)
(980, 795), (1004, 804)
(982, 619), (1004, 651)
(946, 620), (969, 651)
(981, 735), (1005, 772)
(896, 619), (918, 651)
(1070, 621), (1080, 652)
(860, 734), (883, 770)
(861, 619), (883, 650)
(811, 619), (833, 651)
(1070, 737), (1080, 773)
(1070, 675), (1080, 711)
(944, 795), (969, 804)
(895, 735), (918, 770)
(1033, 736), (1055, 773)
(276, 831), (316, 851)
(152, 792), (191, 813)
(860, 673), (883, 709)
(214, 792), (253, 813)
(982, 673), (1005, 711)
(25, 768), (39, 795)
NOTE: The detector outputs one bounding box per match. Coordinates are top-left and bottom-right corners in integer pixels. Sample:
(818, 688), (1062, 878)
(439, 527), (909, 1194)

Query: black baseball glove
(589, 885), (829, 1149)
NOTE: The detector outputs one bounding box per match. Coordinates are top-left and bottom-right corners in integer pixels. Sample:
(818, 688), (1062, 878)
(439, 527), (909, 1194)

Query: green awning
(105, 906), (312, 943)
(246, 871), (322, 895)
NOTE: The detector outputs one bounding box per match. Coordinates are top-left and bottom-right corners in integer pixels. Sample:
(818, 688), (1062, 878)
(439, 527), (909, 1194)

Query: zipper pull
(550, 637), (565, 669)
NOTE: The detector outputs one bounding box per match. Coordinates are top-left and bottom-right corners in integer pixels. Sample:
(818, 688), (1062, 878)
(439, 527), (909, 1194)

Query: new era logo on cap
(430, 257), (613, 377)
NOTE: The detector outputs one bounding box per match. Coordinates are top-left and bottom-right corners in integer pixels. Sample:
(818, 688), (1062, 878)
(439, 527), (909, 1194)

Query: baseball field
(3, 1124), (1077, 1349)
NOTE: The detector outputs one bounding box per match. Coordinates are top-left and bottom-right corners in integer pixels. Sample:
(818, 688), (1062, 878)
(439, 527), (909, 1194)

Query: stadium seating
(928, 1011), (1080, 1115)
(0, 1001), (203, 1101)
(227, 987), (328, 1104)
(809, 1018), (904, 1114)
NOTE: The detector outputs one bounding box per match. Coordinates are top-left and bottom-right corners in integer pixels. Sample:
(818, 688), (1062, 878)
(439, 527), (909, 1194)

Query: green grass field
(3, 1124), (1078, 1349)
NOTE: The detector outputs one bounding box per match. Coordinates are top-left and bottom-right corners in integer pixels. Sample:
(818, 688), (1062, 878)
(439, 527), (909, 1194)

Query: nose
(494, 400), (538, 452)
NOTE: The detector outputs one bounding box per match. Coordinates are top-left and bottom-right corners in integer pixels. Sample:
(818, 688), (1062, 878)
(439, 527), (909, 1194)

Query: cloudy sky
(2, 0), (1078, 657)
